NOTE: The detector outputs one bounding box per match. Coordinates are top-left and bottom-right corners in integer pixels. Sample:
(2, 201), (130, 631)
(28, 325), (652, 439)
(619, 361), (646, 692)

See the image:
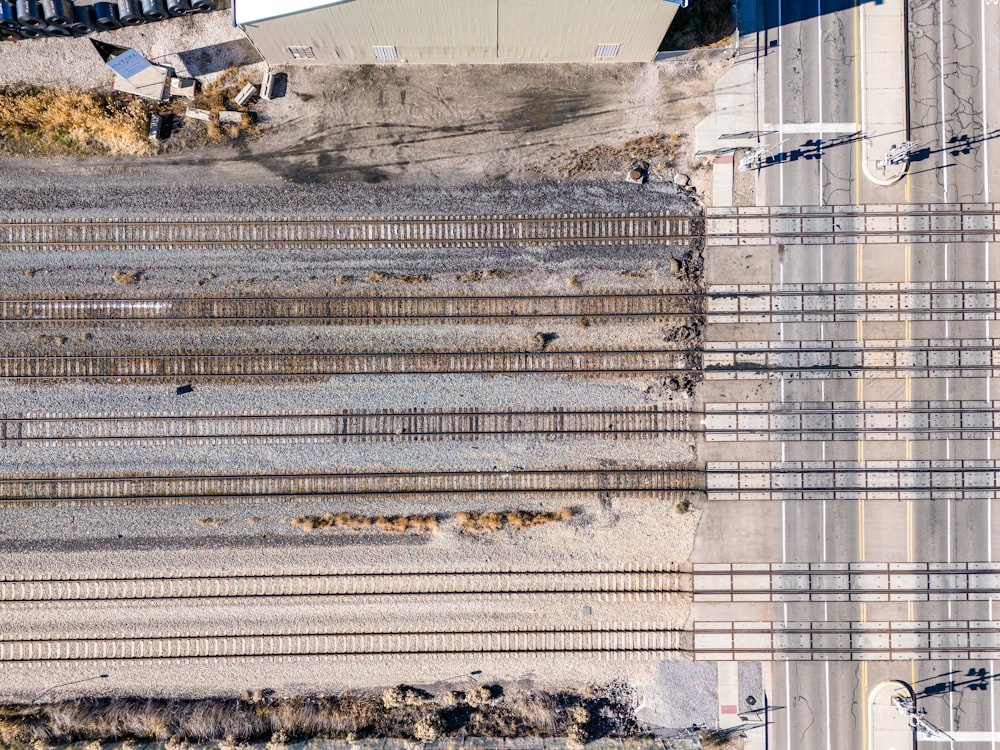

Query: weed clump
(367, 272), (430, 284)
(455, 507), (572, 534)
(111, 270), (147, 286)
(293, 513), (437, 534)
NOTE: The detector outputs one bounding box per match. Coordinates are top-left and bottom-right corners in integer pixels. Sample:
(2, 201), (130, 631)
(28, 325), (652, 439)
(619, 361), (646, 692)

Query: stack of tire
(0, 0), (215, 40)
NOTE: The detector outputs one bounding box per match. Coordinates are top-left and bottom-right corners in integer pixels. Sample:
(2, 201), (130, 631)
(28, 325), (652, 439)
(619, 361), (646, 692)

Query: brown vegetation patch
(111, 270), (147, 286)
(454, 269), (519, 283)
(367, 272), (430, 285)
(292, 512), (438, 534)
(0, 86), (151, 156)
(0, 682), (641, 745)
(32, 334), (67, 346)
(455, 507), (572, 534)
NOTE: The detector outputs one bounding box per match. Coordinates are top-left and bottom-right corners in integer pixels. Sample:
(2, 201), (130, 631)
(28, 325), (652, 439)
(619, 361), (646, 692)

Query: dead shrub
(111, 270), (146, 286)
(294, 513), (436, 534)
(464, 687), (493, 707)
(456, 508), (572, 534)
(454, 269), (516, 283)
(33, 335), (67, 346)
(412, 715), (442, 743)
(566, 721), (588, 748)
(367, 271), (430, 285)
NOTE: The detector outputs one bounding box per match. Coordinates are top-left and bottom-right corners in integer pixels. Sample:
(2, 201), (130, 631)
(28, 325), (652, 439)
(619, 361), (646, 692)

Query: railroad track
(703, 340), (1000, 376)
(692, 562), (1000, 602)
(705, 462), (1000, 501)
(0, 213), (693, 251)
(705, 202), (1000, 245)
(0, 349), (693, 380)
(0, 567), (686, 603)
(0, 291), (696, 326)
(692, 620), (1000, 660)
(0, 405), (692, 447)
(12, 283), (1000, 327)
(0, 624), (684, 661)
(709, 283), (1000, 322)
(0, 466), (699, 506)
(703, 403), (1000, 440)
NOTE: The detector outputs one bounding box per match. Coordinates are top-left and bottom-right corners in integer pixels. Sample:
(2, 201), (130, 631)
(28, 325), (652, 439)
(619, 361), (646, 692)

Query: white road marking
(762, 122), (860, 133)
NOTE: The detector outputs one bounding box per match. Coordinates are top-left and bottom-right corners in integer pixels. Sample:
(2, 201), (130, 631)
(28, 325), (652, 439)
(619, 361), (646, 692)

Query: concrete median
(861, 0), (910, 186)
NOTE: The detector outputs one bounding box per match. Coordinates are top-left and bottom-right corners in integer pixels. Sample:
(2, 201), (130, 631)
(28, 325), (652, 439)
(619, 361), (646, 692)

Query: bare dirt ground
(0, 9), (728, 194)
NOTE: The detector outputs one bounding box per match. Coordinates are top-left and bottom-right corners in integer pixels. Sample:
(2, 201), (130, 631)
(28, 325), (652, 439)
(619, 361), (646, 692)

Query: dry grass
(455, 507), (572, 534)
(111, 270), (147, 286)
(453, 269), (518, 283)
(292, 512), (438, 534)
(367, 271), (430, 285)
(0, 682), (642, 746)
(32, 335), (67, 346)
(0, 86), (151, 156)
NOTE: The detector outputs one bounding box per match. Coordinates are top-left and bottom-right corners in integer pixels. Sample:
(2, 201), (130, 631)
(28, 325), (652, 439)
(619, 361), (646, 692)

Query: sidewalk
(717, 663), (767, 750)
(868, 681), (916, 750)
(861, 0), (910, 185)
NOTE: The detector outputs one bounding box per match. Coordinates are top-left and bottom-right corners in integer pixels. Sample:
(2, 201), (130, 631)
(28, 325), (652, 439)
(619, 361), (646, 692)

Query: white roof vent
(595, 43), (620, 58)
(373, 45), (398, 60)
(288, 46), (315, 59)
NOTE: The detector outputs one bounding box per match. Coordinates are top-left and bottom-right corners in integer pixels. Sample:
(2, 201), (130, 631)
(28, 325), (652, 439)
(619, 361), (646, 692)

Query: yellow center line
(854, 0), (862, 205)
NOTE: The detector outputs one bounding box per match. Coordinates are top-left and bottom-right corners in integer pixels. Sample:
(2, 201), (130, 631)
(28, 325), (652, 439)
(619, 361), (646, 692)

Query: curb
(860, 0), (910, 187)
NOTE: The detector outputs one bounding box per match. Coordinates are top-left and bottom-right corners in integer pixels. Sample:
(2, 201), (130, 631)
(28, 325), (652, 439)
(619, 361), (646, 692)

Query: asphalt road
(697, 2), (1000, 749)
(757, 0), (1000, 207)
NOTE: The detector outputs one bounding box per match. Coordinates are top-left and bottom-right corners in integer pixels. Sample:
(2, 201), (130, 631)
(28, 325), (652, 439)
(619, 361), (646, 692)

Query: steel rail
(0, 568), (685, 603)
(0, 466), (699, 506)
(0, 290), (695, 325)
(0, 624), (684, 661)
(0, 349), (693, 380)
(0, 405), (689, 445)
(0, 214), (693, 251)
(9, 338), (999, 381)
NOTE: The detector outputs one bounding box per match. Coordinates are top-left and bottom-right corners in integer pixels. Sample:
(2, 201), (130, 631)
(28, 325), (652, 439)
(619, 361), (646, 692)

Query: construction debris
(92, 41), (170, 102)
(234, 82), (257, 106)
(184, 107), (211, 121)
(170, 77), (196, 99)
